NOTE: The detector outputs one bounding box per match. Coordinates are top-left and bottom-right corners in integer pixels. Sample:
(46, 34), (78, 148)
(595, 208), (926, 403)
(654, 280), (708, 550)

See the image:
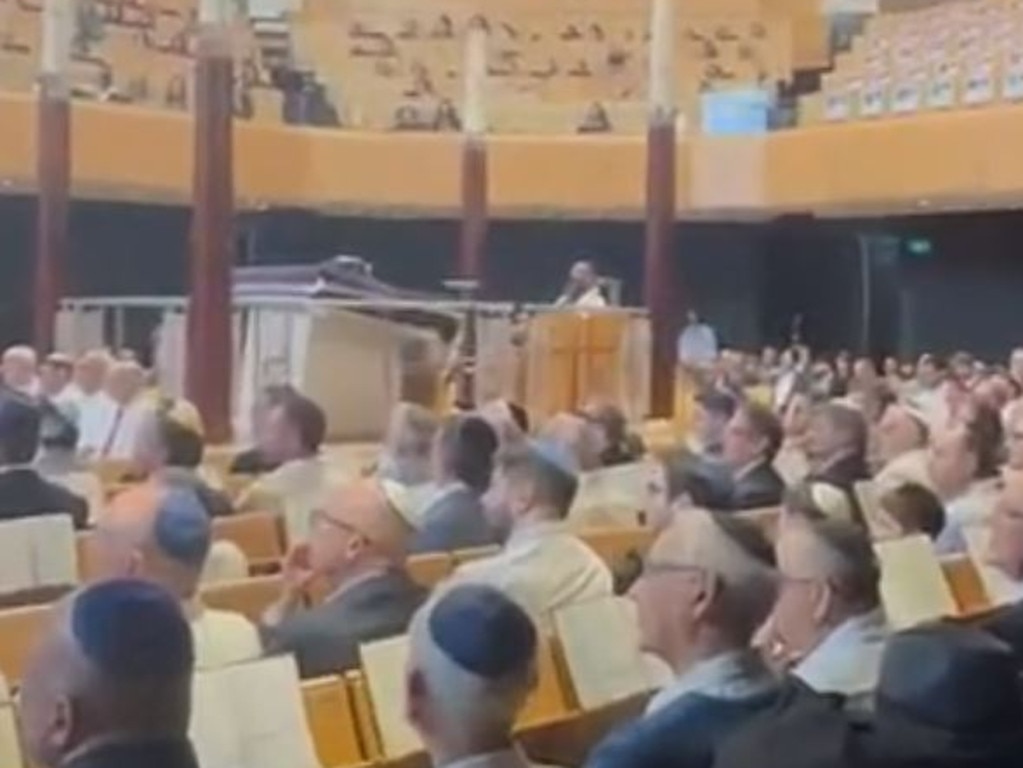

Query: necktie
(101, 406), (126, 458)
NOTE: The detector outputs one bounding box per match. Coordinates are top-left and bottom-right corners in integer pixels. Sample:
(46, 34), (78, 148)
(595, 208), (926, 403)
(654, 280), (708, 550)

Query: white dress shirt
(873, 448), (932, 495)
(452, 520), (613, 632)
(190, 606), (262, 669)
(677, 323), (719, 367)
(978, 564), (1023, 607)
(645, 650), (776, 716)
(556, 286), (606, 308)
(244, 455), (340, 543)
(77, 394), (149, 460)
(794, 607), (889, 709)
(935, 477), (1002, 554)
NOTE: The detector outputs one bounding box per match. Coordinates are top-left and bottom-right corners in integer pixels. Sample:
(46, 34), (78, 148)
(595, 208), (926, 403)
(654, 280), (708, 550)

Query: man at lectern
(555, 260), (607, 308)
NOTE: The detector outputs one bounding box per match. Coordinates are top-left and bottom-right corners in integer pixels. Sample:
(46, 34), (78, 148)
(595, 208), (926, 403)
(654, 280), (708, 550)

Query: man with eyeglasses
(260, 479), (425, 678)
(585, 510), (778, 768)
(771, 516), (888, 712)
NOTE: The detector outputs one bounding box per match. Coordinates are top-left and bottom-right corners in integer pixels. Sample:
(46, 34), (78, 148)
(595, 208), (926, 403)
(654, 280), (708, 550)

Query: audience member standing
(91, 485), (260, 668)
(722, 402), (785, 511)
(555, 260), (607, 308)
(450, 442), (611, 631)
(405, 585), (545, 768)
(413, 415), (500, 553)
(79, 361), (147, 461)
(588, 511), (778, 768)
(1, 345), (39, 397)
(377, 402), (440, 491)
(72, 350), (114, 452)
(261, 480), (425, 678)
(677, 310), (719, 370)
(19, 580), (198, 768)
(0, 395), (87, 528)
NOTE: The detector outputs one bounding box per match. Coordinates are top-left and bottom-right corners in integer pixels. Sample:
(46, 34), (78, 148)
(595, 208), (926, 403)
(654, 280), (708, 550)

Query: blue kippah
(71, 579), (194, 678)
(529, 438), (579, 477)
(428, 585), (537, 679)
(154, 488), (212, 567)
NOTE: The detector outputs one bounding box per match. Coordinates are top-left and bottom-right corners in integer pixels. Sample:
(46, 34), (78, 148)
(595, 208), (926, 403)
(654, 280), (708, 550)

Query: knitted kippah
(153, 488), (212, 567)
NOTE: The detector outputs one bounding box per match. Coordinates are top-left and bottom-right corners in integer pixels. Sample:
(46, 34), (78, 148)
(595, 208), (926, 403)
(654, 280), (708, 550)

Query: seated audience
(377, 401), (440, 489)
(774, 390), (812, 485)
(648, 449), (735, 531)
(975, 475), (1023, 605)
(878, 482), (945, 542)
(19, 579), (198, 768)
(35, 399), (86, 478)
(261, 479), (425, 678)
(414, 414), (500, 553)
(911, 353), (949, 427)
(236, 393), (334, 541)
(804, 402), (870, 521)
(864, 624), (1023, 768)
(772, 517), (888, 709)
(584, 401), (643, 467)
(1003, 398), (1023, 480)
(722, 402), (785, 511)
(230, 383), (296, 475)
(930, 405), (1003, 553)
(405, 585), (542, 768)
(586, 510), (778, 768)
(451, 441), (612, 631)
(1, 345), (39, 396)
(873, 402), (931, 493)
(539, 412), (603, 471)
(688, 390), (736, 459)
(132, 408), (233, 517)
(78, 360), (148, 460)
(39, 353), (76, 405)
(0, 395), (87, 528)
(92, 484), (261, 669)
(72, 349), (114, 449)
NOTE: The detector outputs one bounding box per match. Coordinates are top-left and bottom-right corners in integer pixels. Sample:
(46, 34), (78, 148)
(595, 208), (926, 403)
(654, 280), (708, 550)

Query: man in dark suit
(0, 394), (87, 528)
(586, 510), (779, 768)
(804, 402), (870, 522)
(19, 579), (199, 768)
(413, 414), (499, 553)
(261, 479), (426, 678)
(722, 402), (785, 511)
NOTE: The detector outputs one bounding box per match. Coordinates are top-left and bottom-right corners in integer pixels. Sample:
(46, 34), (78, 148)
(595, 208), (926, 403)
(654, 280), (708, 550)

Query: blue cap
(428, 585), (537, 679)
(153, 488), (212, 567)
(71, 579), (194, 678)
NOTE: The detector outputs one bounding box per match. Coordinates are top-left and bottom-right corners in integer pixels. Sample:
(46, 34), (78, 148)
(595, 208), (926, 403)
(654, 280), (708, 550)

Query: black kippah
(71, 579), (194, 679)
(428, 585), (537, 679)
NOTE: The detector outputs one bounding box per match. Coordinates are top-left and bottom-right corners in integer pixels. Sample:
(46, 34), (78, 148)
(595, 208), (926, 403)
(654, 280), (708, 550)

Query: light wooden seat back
(738, 507), (781, 542)
(941, 554), (992, 617)
(211, 512), (285, 567)
(0, 604), (53, 683)
(578, 527), (655, 572)
(344, 670), (383, 762)
(452, 545), (501, 566)
(92, 459), (133, 488)
(405, 553), (454, 589)
(300, 676), (367, 768)
(200, 574), (283, 623)
(516, 636), (572, 730)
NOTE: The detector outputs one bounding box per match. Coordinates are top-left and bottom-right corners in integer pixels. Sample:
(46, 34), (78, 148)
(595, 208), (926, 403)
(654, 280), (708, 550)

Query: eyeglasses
(310, 509), (363, 539)
(640, 560), (705, 579)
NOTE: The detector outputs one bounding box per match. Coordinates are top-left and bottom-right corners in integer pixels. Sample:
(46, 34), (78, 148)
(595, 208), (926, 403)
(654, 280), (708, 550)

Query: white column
(648, 0), (676, 123)
(462, 21), (488, 136)
(41, 0), (72, 82)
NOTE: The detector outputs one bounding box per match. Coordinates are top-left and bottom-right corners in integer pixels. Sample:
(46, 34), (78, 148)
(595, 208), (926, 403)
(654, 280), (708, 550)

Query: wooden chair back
(0, 604), (53, 683)
(200, 574), (284, 623)
(345, 670), (383, 762)
(405, 553), (454, 589)
(578, 527), (655, 572)
(451, 545), (500, 566)
(516, 637), (572, 730)
(300, 676), (366, 768)
(941, 554), (992, 617)
(211, 512), (285, 570)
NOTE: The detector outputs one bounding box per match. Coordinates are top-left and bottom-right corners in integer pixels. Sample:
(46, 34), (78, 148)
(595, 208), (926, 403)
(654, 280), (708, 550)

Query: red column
(457, 21), (488, 284)
(34, 0), (72, 352)
(643, 0), (679, 418)
(186, 8), (235, 442)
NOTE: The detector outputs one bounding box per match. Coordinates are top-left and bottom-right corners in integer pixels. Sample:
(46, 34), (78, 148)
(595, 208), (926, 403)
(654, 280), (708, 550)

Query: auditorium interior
(6, 0), (1023, 767)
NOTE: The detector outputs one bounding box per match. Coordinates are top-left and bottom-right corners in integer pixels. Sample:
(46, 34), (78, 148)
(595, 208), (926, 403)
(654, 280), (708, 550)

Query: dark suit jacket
(67, 739), (199, 768)
(585, 689), (777, 768)
(412, 485), (499, 554)
(229, 447), (279, 475)
(261, 568), (426, 679)
(730, 461), (785, 511)
(0, 468), (88, 529)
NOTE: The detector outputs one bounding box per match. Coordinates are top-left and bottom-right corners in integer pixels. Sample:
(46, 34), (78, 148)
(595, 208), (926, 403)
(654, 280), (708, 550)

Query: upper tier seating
(801, 0), (1023, 124)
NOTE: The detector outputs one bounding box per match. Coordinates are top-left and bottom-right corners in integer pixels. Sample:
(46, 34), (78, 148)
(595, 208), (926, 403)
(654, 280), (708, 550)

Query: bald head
(106, 361), (144, 405)
(74, 350), (113, 395)
(308, 479), (414, 585)
(19, 580), (193, 767)
(877, 403), (928, 465)
(2, 345), (37, 392)
(93, 484), (212, 600)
